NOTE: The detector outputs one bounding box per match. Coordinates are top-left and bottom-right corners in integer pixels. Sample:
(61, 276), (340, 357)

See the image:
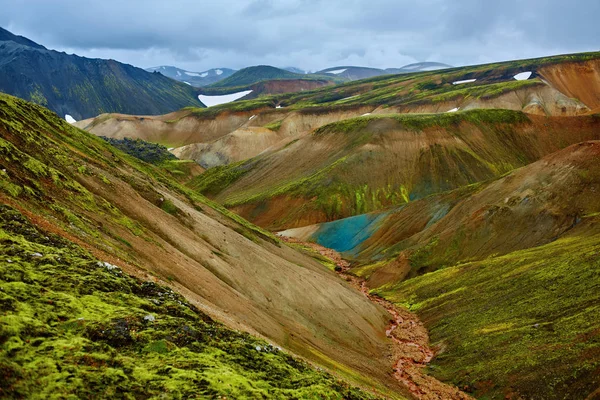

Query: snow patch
(216, 69), (223, 75)
(65, 114), (76, 124)
(452, 79), (476, 85)
(200, 72), (209, 77)
(361, 113), (371, 117)
(198, 90), (253, 107)
(184, 71), (201, 77)
(183, 82), (191, 86)
(447, 107), (459, 113)
(339, 95), (359, 101)
(167, 147), (174, 151)
(276, 105), (283, 109)
(326, 68), (348, 75)
(176, 71), (182, 77)
(249, 115), (256, 120)
(514, 71), (532, 81)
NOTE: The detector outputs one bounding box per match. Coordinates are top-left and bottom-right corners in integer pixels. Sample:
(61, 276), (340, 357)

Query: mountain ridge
(0, 27), (202, 120)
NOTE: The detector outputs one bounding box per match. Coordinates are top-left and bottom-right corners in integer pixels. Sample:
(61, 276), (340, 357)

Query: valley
(1, 22), (599, 399)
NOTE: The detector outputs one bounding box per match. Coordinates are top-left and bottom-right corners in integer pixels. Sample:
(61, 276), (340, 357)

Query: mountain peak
(0, 26), (46, 50)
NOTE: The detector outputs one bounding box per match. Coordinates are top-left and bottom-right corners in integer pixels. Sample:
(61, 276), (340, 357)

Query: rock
(255, 345), (262, 351)
(31, 252), (43, 257)
(144, 314), (156, 322)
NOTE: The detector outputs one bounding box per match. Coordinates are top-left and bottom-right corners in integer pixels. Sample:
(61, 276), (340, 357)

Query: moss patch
(0, 205), (380, 399)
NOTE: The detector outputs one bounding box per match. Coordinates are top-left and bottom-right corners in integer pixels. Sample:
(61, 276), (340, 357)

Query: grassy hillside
(208, 65), (340, 90)
(0, 27), (201, 120)
(209, 65), (307, 88)
(189, 110), (600, 230)
(379, 228), (600, 400)
(0, 93), (404, 397)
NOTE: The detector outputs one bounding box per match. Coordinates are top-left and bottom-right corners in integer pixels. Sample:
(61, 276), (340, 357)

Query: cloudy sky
(1, 0), (598, 72)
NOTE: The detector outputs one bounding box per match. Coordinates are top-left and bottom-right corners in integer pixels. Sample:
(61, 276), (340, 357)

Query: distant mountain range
(316, 62), (452, 80)
(145, 66), (236, 86)
(207, 65), (319, 88)
(0, 27), (201, 120)
(150, 62), (453, 90)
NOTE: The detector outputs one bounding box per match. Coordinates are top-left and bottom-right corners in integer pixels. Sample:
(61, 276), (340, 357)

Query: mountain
(0, 92), (411, 398)
(208, 65), (337, 88)
(390, 61), (453, 73)
(283, 66), (308, 74)
(315, 62), (453, 81)
(145, 65), (236, 86)
(282, 141), (600, 399)
(189, 110), (600, 230)
(316, 66), (390, 80)
(0, 27), (201, 120)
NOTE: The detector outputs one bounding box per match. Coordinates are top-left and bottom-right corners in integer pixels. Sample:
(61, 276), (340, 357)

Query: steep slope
(0, 27), (201, 120)
(538, 58), (600, 110)
(0, 93), (408, 396)
(145, 66), (236, 86)
(284, 142), (600, 399)
(0, 205), (381, 399)
(190, 111), (600, 230)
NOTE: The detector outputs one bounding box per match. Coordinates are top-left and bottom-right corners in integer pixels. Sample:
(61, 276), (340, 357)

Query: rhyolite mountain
(0, 27), (201, 120)
(0, 92), (407, 399)
(145, 65), (236, 86)
(74, 50), (600, 399)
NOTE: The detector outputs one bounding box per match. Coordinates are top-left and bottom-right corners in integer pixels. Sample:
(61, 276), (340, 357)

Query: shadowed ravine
(279, 236), (473, 400)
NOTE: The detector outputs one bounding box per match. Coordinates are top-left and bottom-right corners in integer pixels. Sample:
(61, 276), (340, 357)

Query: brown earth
(281, 236), (473, 400)
(0, 96), (409, 397)
(75, 108), (271, 148)
(386, 83), (589, 116)
(539, 59), (600, 110)
(282, 141), (600, 290)
(212, 113), (600, 230)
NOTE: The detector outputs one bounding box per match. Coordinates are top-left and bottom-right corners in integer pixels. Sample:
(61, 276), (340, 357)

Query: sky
(1, 0), (598, 72)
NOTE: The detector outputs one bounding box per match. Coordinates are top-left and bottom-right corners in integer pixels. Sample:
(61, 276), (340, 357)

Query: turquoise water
(311, 212), (389, 254)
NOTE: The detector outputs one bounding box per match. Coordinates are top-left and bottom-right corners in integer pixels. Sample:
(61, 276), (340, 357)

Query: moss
(264, 119), (283, 131)
(188, 159), (252, 196)
(159, 199), (179, 215)
(376, 231), (600, 399)
(0, 205), (381, 399)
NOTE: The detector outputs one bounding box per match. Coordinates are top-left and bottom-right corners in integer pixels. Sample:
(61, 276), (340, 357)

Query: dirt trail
(281, 237), (473, 400)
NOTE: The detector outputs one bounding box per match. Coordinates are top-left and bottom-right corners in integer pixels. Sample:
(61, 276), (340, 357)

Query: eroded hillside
(0, 93), (410, 397)
(282, 142), (600, 399)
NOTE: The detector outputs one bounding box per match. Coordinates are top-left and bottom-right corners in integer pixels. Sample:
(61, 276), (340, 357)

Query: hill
(208, 65), (338, 89)
(316, 66), (390, 81)
(315, 63), (452, 81)
(391, 62), (453, 73)
(189, 110), (600, 230)
(145, 66), (236, 86)
(0, 93), (415, 397)
(0, 27), (201, 120)
(77, 52), (599, 172)
(282, 142), (600, 399)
